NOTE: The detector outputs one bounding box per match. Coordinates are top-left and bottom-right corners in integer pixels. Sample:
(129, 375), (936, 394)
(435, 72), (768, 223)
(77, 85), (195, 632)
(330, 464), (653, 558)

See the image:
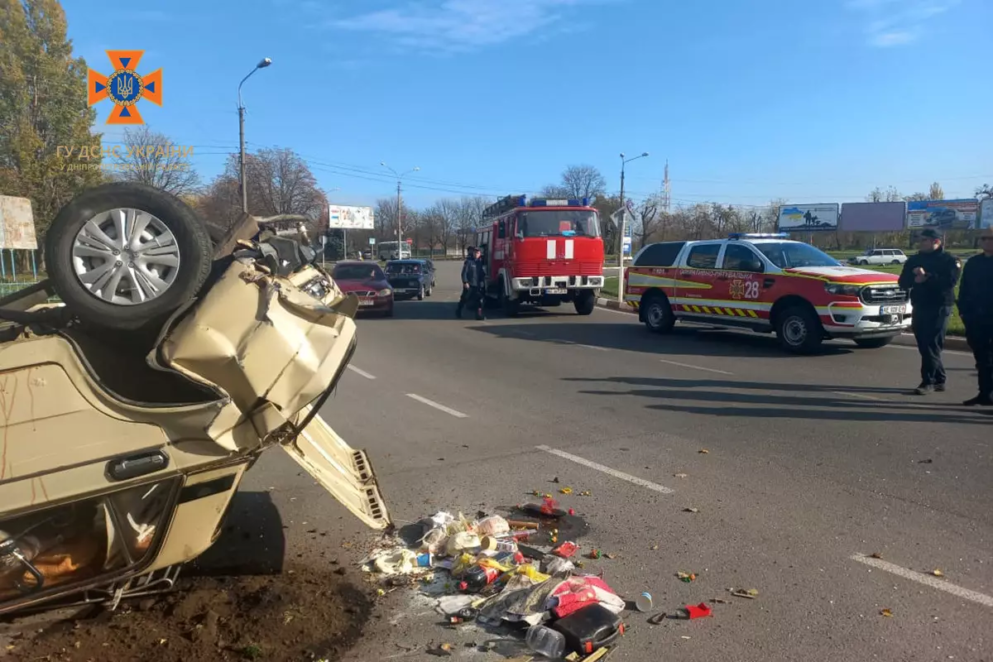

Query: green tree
(0, 0), (103, 258)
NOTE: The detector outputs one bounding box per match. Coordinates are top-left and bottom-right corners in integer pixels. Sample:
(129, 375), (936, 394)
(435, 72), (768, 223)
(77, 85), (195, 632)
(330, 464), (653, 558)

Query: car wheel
(890, 260), (900, 265)
(858, 260), (868, 265)
(642, 292), (675, 334)
(854, 336), (894, 349)
(417, 285), (425, 301)
(574, 290), (596, 315)
(45, 182), (212, 331)
(775, 305), (824, 354)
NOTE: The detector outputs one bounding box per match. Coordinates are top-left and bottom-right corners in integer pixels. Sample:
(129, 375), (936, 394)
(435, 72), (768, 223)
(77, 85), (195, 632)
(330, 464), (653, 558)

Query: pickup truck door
(674, 242), (725, 319)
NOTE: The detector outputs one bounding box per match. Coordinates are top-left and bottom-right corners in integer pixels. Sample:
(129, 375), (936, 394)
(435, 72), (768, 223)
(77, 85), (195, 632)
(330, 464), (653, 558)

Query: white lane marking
(851, 554), (993, 608)
(406, 393), (468, 418)
(536, 445), (674, 494)
(832, 391), (883, 401)
(559, 339), (609, 351)
(347, 365), (376, 380)
(658, 359), (733, 375)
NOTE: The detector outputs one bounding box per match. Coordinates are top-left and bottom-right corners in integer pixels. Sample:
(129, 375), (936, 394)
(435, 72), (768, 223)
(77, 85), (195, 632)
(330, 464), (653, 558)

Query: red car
(332, 261), (394, 316)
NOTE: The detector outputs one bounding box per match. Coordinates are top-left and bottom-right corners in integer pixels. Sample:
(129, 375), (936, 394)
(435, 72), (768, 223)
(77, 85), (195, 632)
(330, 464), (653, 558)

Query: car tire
(45, 182), (213, 331)
(858, 260), (868, 265)
(890, 260), (900, 265)
(417, 285), (425, 301)
(642, 292), (676, 334)
(854, 336), (894, 349)
(775, 305), (824, 354)
(574, 290), (596, 316)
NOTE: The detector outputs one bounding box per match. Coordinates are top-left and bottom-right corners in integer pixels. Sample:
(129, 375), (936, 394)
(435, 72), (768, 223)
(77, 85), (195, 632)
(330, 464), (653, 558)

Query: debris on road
(674, 473), (688, 479)
(730, 588), (759, 599)
(870, 552), (883, 559)
(677, 603), (713, 620)
(880, 608), (893, 617)
(699, 449), (710, 454)
(684, 507), (700, 513)
(931, 569), (944, 577)
(360, 504), (632, 657)
(677, 572), (698, 583)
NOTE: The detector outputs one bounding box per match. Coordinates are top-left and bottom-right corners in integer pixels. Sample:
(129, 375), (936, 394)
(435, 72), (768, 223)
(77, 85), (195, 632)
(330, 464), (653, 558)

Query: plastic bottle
(526, 624), (566, 659)
(459, 564), (501, 592)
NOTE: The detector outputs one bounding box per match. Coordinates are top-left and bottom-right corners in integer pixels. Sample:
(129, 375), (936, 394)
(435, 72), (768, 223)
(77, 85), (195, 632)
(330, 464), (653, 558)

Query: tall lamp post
(617, 151), (649, 305)
(238, 57), (272, 213)
(380, 163), (420, 259)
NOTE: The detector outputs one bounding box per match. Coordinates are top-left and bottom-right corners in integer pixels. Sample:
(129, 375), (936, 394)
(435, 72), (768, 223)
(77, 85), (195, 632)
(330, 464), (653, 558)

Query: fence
(0, 249), (47, 300)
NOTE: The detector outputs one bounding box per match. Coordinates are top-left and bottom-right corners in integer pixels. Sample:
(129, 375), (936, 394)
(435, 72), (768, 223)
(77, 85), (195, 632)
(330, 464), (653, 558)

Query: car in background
(385, 259), (436, 300)
(331, 261), (394, 316)
(848, 248), (907, 266)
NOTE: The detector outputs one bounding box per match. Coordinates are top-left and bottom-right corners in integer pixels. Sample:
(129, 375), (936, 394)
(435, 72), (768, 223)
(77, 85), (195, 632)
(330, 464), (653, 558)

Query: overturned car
(0, 183), (389, 616)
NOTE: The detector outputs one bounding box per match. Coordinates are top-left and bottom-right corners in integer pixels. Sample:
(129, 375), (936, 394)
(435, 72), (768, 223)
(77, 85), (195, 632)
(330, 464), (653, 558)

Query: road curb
(594, 298), (972, 352)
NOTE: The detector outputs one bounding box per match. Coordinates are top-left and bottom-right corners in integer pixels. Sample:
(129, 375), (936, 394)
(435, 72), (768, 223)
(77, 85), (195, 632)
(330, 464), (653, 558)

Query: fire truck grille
(516, 262), (602, 277)
(860, 286), (907, 305)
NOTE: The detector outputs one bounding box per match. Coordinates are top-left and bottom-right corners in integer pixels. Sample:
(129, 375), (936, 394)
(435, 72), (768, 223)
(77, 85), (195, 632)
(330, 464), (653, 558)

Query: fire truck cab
(474, 195), (606, 316)
(624, 233), (913, 354)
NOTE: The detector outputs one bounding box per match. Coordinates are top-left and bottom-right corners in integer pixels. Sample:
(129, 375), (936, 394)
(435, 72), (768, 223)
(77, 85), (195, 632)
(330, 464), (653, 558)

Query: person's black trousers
(912, 305), (951, 386)
(965, 321), (993, 396)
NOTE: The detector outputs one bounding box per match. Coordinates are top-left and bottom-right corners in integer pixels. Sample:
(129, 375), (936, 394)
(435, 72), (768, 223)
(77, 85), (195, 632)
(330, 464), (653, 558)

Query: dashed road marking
(536, 445), (674, 494)
(406, 393), (468, 418)
(851, 554), (993, 608)
(347, 365), (376, 380)
(559, 339), (609, 351)
(658, 359), (733, 375)
(832, 391), (884, 401)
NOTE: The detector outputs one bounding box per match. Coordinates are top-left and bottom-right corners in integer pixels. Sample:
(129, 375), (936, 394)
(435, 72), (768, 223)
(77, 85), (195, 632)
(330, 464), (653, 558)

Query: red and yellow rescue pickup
(624, 233), (912, 353)
(474, 195), (605, 316)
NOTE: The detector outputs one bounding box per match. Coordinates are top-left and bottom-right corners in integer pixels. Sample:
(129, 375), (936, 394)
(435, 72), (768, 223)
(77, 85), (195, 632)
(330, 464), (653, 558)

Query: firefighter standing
(898, 228), (962, 395)
(957, 227), (993, 406)
(456, 246), (486, 320)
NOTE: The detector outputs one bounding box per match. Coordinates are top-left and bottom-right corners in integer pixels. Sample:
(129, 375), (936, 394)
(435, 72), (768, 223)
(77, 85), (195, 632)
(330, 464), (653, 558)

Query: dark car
(331, 261), (394, 316)
(385, 259), (436, 300)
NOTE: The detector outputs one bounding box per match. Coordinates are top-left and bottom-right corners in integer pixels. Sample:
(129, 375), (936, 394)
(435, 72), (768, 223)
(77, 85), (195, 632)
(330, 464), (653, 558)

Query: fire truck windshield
(518, 210), (599, 238)
(755, 242), (842, 269)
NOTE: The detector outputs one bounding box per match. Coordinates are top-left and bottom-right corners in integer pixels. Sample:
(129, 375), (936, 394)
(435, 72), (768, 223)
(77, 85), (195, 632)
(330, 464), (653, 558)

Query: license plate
(545, 288), (567, 295)
(881, 305), (906, 314)
(359, 299), (375, 307)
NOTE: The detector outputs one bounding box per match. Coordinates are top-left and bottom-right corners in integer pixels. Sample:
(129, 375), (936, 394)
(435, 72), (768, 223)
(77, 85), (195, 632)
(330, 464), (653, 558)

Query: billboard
(838, 201), (907, 232)
(328, 205), (374, 230)
(0, 196), (38, 250)
(980, 199), (993, 229)
(777, 203), (839, 232)
(906, 199), (978, 230)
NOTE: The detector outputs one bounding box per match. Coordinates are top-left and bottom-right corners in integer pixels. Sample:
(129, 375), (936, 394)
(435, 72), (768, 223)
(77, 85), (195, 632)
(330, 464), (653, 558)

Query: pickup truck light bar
(728, 232), (790, 240)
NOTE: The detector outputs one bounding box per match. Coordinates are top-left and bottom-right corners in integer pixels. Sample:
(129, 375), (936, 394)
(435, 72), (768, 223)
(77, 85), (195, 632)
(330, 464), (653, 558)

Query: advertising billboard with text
(980, 199), (993, 229)
(777, 203), (839, 231)
(328, 205), (374, 230)
(838, 202), (907, 232)
(906, 199), (978, 230)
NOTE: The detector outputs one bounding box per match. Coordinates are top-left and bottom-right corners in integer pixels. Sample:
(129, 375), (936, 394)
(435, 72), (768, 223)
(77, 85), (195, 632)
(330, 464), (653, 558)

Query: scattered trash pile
(362, 498), (629, 660)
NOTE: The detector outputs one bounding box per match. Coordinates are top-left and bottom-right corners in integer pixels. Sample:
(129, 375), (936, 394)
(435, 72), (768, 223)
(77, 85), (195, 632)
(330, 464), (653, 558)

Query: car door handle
(763, 278), (775, 288)
(106, 451), (169, 482)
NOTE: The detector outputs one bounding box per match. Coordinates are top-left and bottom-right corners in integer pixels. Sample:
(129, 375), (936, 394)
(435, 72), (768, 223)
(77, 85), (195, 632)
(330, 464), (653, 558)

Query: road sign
(369, 237), (376, 245)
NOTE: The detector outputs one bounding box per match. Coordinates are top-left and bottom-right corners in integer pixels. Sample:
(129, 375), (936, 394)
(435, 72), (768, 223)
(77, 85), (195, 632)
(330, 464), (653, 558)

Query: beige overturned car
(0, 183), (389, 616)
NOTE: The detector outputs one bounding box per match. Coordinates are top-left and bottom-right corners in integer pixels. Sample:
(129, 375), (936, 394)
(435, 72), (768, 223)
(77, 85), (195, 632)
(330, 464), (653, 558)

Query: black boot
(455, 305), (462, 319)
(476, 308), (484, 320)
(963, 394), (993, 406)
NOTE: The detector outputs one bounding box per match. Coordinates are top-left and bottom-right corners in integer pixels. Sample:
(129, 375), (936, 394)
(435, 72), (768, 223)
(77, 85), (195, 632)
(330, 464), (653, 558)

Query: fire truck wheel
(854, 336), (894, 349)
(775, 305), (824, 354)
(642, 292), (676, 333)
(574, 290), (596, 315)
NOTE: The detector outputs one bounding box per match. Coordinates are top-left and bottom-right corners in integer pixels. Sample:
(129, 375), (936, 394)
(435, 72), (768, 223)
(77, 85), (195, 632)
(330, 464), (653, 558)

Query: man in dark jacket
(957, 227), (993, 406)
(898, 229), (962, 395)
(456, 247), (486, 320)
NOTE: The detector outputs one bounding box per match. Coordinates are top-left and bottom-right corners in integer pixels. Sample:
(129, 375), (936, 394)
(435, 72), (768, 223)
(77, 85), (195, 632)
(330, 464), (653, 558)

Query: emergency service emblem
(729, 279), (746, 300)
(87, 50), (162, 125)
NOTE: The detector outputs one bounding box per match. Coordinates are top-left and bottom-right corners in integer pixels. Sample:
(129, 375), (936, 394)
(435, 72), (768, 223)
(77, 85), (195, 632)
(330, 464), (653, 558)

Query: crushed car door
(280, 405), (391, 530)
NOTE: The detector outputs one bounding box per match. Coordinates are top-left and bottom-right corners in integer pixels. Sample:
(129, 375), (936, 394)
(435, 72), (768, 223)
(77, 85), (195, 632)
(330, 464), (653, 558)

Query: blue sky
(66, 0), (991, 210)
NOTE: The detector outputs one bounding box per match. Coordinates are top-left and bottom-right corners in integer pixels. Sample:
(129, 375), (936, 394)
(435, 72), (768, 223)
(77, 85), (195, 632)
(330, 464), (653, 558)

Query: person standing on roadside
(456, 246), (485, 320)
(957, 227), (993, 406)
(898, 228), (962, 395)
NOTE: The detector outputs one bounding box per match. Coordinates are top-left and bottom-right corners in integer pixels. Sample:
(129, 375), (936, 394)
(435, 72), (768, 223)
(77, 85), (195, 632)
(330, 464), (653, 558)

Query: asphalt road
(242, 259), (992, 662)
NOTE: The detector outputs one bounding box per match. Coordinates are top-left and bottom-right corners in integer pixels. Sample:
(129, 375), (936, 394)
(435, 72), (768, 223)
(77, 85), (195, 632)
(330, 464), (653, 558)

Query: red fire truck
(473, 195), (606, 316)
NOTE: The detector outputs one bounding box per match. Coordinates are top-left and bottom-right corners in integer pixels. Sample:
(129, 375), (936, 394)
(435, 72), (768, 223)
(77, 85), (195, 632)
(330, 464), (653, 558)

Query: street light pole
(380, 163), (420, 259)
(617, 152), (649, 305)
(237, 57), (272, 214)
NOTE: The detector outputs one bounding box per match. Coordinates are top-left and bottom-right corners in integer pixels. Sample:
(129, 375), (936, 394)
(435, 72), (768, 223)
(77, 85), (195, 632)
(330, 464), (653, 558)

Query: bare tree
(113, 126), (200, 195)
(247, 147), (327, 221)
(928, 181), (944, 200)
(541, 165), (607, 200)
(975, 184), (991, 201)
(867, 186), (903, 202)
(454, 196), (490, 251)
(635, 193), (662, 245)
(904, 192), (929, 202)
(426, 198), (459, 254)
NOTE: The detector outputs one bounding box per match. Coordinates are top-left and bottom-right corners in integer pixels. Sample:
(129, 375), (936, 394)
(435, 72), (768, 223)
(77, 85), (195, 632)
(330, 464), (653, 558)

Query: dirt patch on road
(10, 567), (371, 662)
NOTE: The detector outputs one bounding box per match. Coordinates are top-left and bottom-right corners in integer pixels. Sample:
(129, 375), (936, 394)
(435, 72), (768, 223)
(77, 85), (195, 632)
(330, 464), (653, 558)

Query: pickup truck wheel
(417, 285), (425, 301)
(574, 290), (596, 315)
(45, 182), (212, 331)
(642, 292), (675, 334)
(775, 305), (824, 354)
(854, 336), (894, 349)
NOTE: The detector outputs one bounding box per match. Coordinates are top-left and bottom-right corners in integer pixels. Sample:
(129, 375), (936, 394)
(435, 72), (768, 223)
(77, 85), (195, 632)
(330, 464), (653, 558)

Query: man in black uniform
(455, 246), (485, 320)
(957, 227), (993, 406)
(898, 228), (962, 395)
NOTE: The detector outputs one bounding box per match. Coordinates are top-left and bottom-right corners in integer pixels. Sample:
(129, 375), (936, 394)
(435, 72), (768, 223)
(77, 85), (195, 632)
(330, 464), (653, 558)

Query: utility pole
(617, 152), (649, 305)
(381, 163), (420, 259)
(237, 57), (272, 213)
(662, 159), (671, 214)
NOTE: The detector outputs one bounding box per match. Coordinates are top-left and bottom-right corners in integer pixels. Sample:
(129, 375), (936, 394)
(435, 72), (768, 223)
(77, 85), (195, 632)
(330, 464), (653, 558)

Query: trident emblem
(87, 50), (162, 125)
